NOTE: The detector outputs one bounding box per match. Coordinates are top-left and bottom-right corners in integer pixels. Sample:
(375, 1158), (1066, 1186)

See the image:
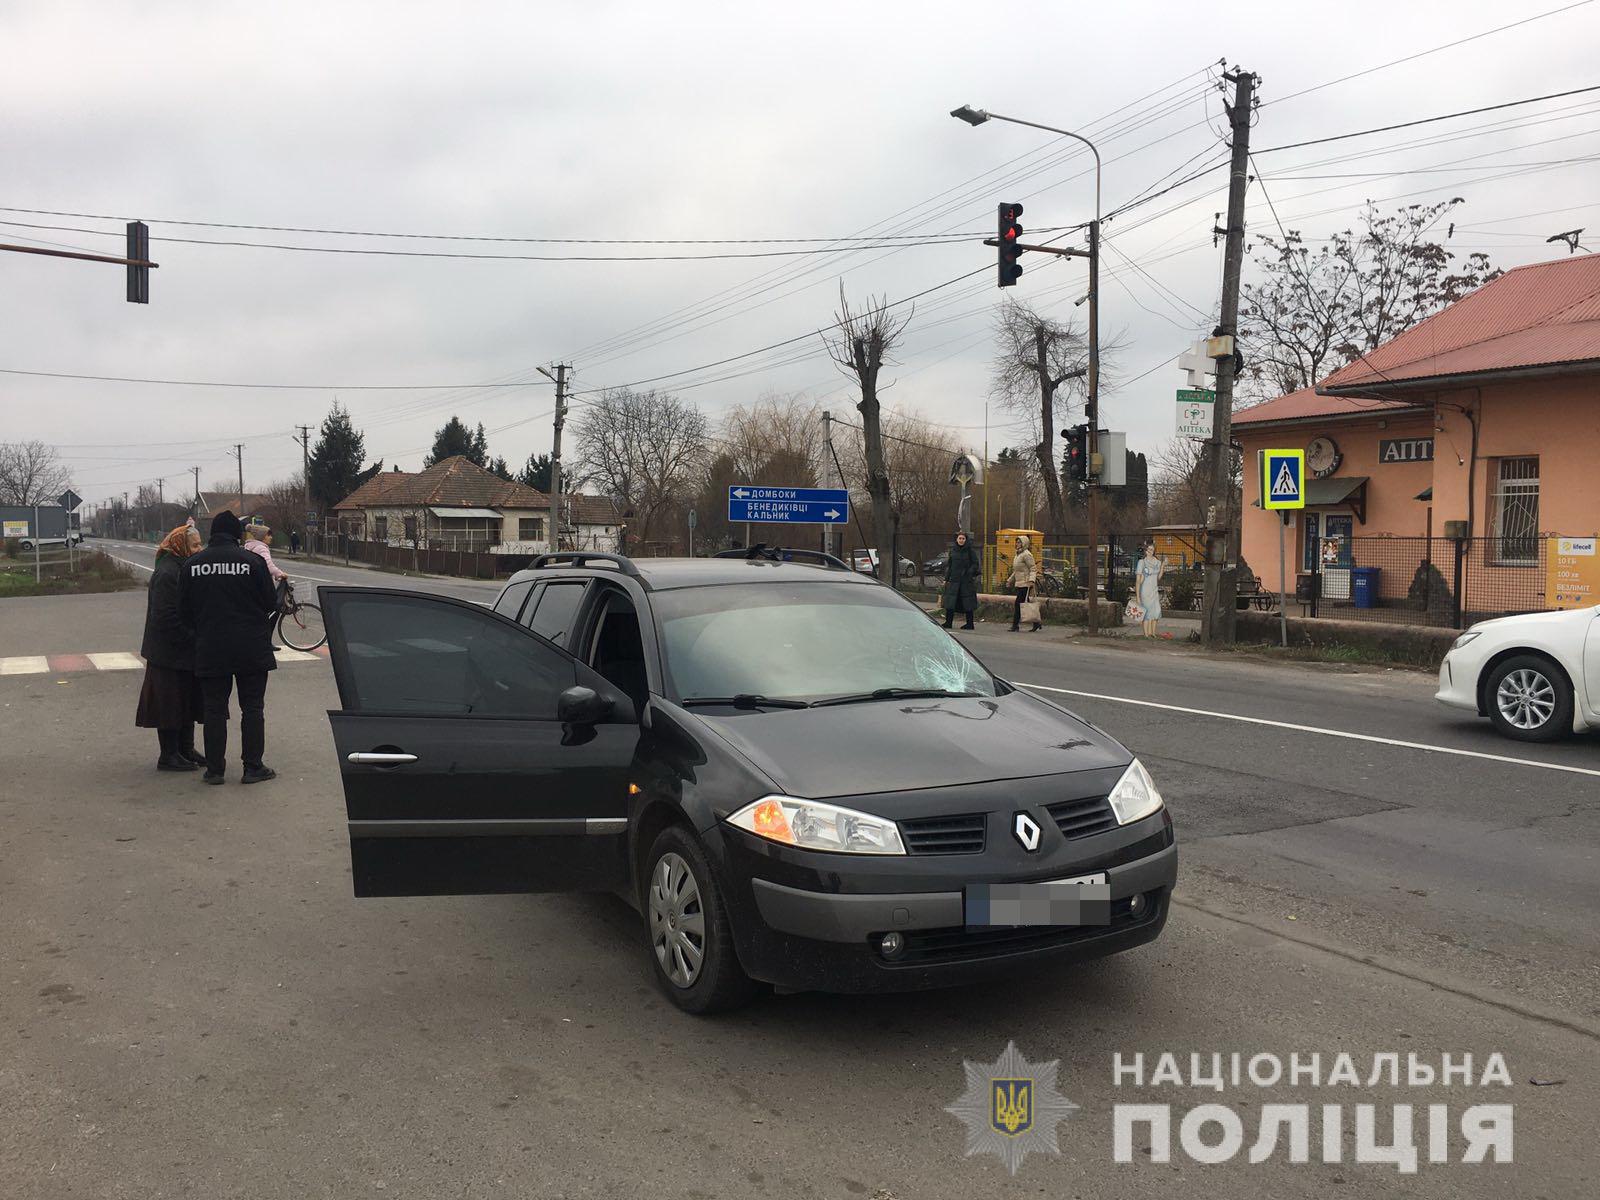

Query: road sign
(727, 485), (849, 524)
(1259, 449), (1305, 511)
(1176, 388), (1215, 438)
(58, 489), (82, 511)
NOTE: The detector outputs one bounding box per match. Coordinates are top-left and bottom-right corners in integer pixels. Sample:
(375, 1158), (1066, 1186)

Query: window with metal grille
(1490, 457), (1539, 565)
(519, 516), (545, 541)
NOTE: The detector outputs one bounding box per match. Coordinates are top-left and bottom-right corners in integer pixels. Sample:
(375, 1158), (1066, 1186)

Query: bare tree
(0, 440), (72, 506)
(990, 298), (1090, 539)
(576, 387), (708, 550)
(822, 287), (912, 583)
(1240, 199), (1499, 403)
(1150, 437), (1239, 530)
(259, 474), (308, 539)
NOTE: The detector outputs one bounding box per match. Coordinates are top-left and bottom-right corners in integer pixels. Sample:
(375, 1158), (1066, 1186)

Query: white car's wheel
(1485, 654), (1572, 743)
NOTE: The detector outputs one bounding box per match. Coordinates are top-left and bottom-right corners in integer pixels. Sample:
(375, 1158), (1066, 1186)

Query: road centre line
(1017, 682), (1600, 779)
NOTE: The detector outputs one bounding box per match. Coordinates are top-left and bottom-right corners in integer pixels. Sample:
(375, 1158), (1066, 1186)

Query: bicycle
(276, 579), (327, 652)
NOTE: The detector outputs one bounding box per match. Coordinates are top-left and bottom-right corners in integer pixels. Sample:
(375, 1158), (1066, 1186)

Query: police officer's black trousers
(200, 672), (269, 772)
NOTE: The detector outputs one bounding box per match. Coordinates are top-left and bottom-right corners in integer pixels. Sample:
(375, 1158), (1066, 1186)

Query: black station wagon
(321, 548), (1176, 1013)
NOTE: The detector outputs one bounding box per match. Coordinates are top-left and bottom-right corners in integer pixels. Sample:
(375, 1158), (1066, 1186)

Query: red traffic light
(997, 202), (1025, 287)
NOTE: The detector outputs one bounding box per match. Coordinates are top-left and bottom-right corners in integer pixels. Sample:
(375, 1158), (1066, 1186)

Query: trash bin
(1351, 566), (1381, 609)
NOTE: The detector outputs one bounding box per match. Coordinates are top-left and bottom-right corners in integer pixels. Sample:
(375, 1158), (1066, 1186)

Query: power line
(0, 220), (989, 262)
(1256, 84), (1600, 155)
(0, 367), (555, 390)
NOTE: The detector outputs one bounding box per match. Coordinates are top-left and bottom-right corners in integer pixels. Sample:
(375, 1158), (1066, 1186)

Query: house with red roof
(1233, 254), (1600, 615)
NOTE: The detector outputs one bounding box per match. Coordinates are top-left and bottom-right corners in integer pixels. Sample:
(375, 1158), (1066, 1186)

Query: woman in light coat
(1006, 535), (1040, 632)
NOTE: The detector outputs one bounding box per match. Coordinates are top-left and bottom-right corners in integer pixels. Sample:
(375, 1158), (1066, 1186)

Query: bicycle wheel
(278, 601), (327, 651)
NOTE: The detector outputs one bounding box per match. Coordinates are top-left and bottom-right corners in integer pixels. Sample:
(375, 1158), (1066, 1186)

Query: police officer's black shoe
(241, 765), (277, 785)
(201, 770), (226, 786)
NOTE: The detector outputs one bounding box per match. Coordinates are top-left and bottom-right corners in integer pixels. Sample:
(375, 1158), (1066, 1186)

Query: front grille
(900, 812), (986, 855)
(891, 893), (1161, 965)
(1046, 795), (1119, 841)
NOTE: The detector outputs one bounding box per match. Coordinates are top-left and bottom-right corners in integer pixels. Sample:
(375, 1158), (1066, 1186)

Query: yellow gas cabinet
(989, 527), (1042, 593)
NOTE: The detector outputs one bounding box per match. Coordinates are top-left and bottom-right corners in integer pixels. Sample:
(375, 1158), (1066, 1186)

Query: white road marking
(107, 554), (154, 574)
(273, 647), (319, 663)
(1017, 681), (1600, 780)
(0, 656), (49, 675)
(86, 652), (143, 671)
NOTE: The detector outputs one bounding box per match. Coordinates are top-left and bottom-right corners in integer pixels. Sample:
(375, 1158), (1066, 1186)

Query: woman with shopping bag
(1006, 535), (1041, 632)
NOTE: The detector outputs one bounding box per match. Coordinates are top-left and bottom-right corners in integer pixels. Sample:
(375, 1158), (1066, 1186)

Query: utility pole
(296, 424), (313, 548)
(191, 466), (201, 518)
(157, 477), (164, 520)
(232, 444), (245, 511)
(1085, 216), (1102, 633)
(1201, 67), (1257, 647)
(537, 364), (570, 554)
(821, 411), (834, 558)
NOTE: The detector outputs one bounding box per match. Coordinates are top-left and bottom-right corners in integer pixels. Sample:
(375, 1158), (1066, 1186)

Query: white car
(1435, 606), (1600, 741)
(17, 532), (84, 551)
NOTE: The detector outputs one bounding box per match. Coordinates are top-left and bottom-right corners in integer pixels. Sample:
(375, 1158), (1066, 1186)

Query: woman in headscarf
(1006, 535), (1040, 632)
(136, 523), (206, 771)
(939, 530), (980, 630)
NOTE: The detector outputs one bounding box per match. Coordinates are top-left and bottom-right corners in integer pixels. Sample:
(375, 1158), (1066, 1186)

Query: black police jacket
(180, 534), (279, 677)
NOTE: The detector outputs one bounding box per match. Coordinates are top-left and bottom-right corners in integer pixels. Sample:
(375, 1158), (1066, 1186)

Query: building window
(1490, 457), (1539, 565)
(434, 517), (498, 549)
(403, 515), (419, 544)
(519, 516), (546, 541)
(373, 515), (389, 541)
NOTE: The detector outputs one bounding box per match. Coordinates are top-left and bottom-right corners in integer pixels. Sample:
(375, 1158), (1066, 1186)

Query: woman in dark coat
(940, 530), (981, 630)
(136, 523), (206, 771)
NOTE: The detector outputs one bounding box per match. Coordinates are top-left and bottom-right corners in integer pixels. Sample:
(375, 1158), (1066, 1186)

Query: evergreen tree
(307, 402), (381, 511)
(488, 455), (514, 482)
(424, 416), (490, 468)
(517, 452), (553, 492)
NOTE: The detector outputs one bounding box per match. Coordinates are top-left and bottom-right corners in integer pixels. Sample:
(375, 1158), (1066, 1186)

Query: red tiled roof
(1320, 255), (1600, 392)
(333, 457), (549, 511)
(566, 494), (623, 526)
(1232, 386), (1419, 427)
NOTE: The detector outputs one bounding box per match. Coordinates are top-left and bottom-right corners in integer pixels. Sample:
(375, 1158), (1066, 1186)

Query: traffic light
(1063, 423), (1089, 482)
(126, 221), (149, 304)
(997, 202), (1024, 287)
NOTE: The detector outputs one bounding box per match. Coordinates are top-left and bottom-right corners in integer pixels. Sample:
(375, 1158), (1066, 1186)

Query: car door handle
(347, 751), (418, 765)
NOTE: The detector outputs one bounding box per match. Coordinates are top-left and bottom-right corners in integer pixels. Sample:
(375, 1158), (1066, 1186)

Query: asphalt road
(4, 577), (1598, 1198)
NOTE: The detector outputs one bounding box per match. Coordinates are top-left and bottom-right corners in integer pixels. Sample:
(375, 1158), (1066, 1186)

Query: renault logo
(1012, 812), (1042, 852)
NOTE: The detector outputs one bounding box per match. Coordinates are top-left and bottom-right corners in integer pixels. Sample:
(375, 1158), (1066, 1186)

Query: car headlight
(1451, 631), (1481, 650)
(1107, 758), (1164, 825)
(727, 795), (906, 855)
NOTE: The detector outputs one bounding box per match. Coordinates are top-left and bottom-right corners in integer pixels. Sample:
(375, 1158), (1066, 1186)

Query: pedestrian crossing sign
(1260, 448), (1305, 510)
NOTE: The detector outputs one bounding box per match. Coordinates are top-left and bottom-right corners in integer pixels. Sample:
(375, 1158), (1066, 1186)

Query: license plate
(965, 874), (1111, 927)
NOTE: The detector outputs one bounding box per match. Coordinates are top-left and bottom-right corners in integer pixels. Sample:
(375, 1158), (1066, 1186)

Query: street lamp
(950, 104), (1106, 630)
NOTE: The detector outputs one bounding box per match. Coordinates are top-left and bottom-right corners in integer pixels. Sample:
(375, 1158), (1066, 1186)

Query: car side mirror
(558, 685), (613, 726)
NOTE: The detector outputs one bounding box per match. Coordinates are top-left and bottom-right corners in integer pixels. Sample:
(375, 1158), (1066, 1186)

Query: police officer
(180, 511), (279, 785)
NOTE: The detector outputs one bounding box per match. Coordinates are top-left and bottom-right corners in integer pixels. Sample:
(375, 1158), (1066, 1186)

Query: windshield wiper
(809, 687), (982, 708)
(681, 694), (812, 710)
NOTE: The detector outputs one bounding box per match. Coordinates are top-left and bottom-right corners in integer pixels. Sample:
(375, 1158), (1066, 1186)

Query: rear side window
(493, 580), (534, 621)
(525, 581), (587, 645)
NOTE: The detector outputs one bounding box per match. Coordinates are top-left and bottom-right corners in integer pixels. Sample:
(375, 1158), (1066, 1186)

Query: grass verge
(0, 551), (141, 598)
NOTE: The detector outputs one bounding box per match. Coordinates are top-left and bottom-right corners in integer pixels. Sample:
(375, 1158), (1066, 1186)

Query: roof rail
(531, 550), (641, 576)
(713, 544), (851, 570)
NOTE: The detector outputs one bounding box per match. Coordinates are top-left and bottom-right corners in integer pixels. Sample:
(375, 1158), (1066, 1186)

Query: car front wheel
(1486, 654), (1572, 742)
(643, 826), (758, 1014)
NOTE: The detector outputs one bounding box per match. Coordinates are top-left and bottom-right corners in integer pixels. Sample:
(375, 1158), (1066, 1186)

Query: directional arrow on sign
(823, 509), (840, 519)
(732, 488), (750, 499)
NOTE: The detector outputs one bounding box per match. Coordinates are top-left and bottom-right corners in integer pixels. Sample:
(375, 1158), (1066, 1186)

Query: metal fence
(1289, 535), (1573, 628)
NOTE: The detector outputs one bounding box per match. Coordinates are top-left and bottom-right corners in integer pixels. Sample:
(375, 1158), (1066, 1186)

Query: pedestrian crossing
(0, 646), (328, 676)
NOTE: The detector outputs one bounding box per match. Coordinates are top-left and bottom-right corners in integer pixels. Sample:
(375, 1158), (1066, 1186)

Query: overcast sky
(4, 0), (1598, 512)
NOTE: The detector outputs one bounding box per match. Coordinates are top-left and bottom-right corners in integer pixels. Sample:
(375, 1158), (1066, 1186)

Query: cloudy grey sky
(4, 0), (1598, 511)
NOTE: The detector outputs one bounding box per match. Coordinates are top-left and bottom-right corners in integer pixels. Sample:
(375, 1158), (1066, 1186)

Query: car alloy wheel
(1495, 667), (1556, 731)
(648, 851), (706, 988)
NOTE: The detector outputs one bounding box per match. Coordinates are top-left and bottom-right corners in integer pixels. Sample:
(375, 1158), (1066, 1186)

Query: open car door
(320, 587), (637, 897)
